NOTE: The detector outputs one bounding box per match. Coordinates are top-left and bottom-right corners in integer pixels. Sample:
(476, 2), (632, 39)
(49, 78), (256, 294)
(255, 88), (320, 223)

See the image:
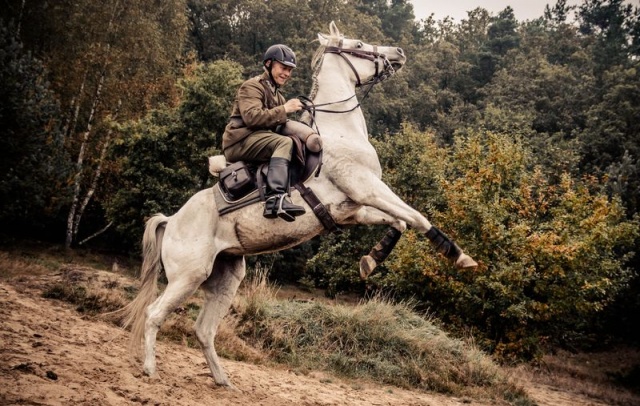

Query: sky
(410, 0), (638, 22)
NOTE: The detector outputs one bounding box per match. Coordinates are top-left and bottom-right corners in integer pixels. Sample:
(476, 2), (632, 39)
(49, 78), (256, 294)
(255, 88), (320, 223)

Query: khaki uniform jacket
(222, 72), (288, 150)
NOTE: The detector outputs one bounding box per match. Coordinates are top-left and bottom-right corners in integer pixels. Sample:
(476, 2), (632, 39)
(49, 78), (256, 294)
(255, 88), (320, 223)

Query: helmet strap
(265, 59), (280, 88)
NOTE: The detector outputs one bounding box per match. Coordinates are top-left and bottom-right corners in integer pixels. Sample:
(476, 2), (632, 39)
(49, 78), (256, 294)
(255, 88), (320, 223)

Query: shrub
(374, 126), (638, 359)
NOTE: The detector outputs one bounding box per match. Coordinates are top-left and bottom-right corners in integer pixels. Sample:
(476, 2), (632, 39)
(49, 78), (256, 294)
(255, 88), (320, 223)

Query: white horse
(120, 22), (477, 388)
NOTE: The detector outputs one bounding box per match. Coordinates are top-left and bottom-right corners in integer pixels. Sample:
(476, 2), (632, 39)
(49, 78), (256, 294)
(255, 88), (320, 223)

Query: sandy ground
(0, 277), (614, 406)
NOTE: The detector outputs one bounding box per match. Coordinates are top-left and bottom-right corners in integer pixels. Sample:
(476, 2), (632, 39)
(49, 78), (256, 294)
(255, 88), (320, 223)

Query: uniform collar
(261, 70), (279, 91)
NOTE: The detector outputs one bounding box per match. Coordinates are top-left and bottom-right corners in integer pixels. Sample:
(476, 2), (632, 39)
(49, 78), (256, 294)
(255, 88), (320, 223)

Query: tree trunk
(62, 70), (88, 141)
(72, 99), (121, 242)
(64, 1), (119, 248)
(16, 0), (26, 37)
(78, 221), (113, 246)
(65, 70), (105, 249)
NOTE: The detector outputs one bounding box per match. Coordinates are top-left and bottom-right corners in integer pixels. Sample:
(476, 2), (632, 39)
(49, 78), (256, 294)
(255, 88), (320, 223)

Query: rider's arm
(237, 80), (287, 130)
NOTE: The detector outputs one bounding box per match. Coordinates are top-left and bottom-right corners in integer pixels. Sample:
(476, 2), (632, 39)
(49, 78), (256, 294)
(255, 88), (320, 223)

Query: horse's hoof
(143, 364), (158, 378)
(143, 370), (159, 380)
(455, 253), (478, 269)
(359, 255), (377, 279)
(216, 381), (240, 392)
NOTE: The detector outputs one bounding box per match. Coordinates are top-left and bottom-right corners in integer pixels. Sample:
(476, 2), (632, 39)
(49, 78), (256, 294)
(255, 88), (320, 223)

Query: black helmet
(263, 44), (297, 68)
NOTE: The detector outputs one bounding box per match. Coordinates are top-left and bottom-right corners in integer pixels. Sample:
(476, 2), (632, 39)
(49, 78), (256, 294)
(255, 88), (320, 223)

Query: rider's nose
(397, 47), (404, 56)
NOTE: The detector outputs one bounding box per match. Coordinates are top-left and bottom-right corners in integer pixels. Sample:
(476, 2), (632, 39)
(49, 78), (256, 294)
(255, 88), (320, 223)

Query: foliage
(106, 60), (243, 246)
(0, 21), (71, 234)
(375, 127), (638, 359)
(2, 0), (190, 246)
(304, 227), (381, 296)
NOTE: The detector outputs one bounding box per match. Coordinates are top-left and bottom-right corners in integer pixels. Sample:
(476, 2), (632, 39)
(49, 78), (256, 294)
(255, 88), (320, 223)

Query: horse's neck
(313, 64), (368, 141)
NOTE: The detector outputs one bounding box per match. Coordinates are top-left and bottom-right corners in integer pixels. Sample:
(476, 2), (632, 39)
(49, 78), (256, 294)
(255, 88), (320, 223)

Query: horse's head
(316, 21), (406, 87)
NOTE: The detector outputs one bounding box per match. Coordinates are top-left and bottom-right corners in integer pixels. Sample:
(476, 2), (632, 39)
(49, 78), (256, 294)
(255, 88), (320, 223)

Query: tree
(107, 60), (243, 247)
(469, 7), (520, 87)
(374, 125), (638, 359)
(0, 21), (71, 235)
(2, 0), (189, 247)
(578, 0), (640, 73)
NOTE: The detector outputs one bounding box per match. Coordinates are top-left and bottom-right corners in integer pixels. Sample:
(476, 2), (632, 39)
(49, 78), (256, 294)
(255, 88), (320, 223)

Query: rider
(222, 44), (306, 222)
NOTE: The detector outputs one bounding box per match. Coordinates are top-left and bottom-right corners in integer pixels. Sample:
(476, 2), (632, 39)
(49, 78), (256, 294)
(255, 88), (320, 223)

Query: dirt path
(0, 280), (612, 406)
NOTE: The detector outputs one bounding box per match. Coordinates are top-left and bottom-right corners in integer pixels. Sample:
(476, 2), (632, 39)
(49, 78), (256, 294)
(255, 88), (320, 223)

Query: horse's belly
(228, 211), (325, 255)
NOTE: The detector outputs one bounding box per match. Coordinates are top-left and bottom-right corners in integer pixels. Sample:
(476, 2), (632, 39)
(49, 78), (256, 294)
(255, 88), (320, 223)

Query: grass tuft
(236, 278), (530, 403)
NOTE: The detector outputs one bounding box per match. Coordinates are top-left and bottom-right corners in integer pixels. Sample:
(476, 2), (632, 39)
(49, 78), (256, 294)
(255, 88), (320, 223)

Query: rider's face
(269, 61), (294, 86)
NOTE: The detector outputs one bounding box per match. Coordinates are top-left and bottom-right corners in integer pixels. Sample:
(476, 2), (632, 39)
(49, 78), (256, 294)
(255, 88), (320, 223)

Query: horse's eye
(356, 41), (363, 48)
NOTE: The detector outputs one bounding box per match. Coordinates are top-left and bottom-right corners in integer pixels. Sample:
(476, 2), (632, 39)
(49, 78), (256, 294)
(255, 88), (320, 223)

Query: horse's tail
(120, 214), (168, 356)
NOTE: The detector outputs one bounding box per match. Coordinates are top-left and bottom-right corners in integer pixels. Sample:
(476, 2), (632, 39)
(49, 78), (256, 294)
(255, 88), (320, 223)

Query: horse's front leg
(339, 174), (478, 269)
(346, 206), (406, 279)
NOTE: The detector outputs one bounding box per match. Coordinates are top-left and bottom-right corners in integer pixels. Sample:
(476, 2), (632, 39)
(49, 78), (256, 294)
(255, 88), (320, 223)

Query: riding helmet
(263, 44), (297, 68)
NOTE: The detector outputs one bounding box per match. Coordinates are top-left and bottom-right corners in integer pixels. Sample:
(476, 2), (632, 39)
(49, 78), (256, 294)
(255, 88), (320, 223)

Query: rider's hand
(284, 98), (304, 113)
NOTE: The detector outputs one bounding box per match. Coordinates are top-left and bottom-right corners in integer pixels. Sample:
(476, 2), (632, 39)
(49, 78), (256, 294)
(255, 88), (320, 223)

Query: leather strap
(294, 184), (340, 233)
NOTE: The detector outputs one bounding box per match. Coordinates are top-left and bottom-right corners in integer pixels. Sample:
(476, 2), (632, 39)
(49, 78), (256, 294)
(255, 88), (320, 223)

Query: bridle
(324, 44), (397, 88)
(300, 42), (400, 116)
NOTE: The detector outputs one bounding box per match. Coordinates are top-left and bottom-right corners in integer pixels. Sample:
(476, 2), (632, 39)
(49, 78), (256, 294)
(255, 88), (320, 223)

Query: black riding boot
(263, 157), (306, 222)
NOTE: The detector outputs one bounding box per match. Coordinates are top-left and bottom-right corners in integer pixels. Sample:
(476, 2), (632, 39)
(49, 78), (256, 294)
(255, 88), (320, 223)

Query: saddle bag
(219, 161), (254, 199)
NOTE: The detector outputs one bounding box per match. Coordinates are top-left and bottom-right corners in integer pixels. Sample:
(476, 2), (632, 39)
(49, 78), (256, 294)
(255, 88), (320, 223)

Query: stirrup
(263, 195), (303, 222)
(275, 195), (295, 222)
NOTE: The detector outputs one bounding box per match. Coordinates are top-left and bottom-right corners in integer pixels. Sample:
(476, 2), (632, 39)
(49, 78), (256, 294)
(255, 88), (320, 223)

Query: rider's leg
(222, 131), (306, 222)
(263, 157), (306, 221)
(280, 120), (322, 152)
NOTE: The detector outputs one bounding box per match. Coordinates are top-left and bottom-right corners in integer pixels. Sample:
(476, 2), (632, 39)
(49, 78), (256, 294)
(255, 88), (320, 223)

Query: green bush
(106, 60), (244, 247)
(375, 126), (638, 359)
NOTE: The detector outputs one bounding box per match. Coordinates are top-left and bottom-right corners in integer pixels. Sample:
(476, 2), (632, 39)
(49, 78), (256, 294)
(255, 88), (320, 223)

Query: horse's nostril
(397, 47), (404, 56)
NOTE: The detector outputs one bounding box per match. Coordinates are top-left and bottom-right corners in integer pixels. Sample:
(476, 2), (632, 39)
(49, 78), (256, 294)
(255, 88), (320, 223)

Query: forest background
(1, 0), (639, 360)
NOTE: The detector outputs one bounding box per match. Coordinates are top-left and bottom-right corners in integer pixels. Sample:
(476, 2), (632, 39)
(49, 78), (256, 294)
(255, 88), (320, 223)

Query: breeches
(223, 131), (293, 162)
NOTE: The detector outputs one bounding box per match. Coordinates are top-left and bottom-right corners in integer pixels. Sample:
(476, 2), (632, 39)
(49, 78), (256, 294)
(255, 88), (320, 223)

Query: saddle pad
(214, 183), (262, 215)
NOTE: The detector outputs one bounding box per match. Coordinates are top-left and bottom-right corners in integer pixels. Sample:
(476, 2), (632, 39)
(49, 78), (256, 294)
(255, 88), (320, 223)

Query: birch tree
(3, 0), (188, 247)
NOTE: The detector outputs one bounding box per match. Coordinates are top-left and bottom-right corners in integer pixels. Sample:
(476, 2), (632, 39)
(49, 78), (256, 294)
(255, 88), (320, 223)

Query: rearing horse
(120, 22), (477, 388)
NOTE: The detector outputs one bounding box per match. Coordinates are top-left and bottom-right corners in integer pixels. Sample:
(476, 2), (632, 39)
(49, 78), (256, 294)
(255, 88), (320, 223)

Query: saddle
(209, 138), (339, 232)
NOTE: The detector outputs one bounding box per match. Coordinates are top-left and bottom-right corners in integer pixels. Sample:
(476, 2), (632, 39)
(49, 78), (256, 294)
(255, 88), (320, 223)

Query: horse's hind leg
(195, 255), (246, 388)
(143, 274), (206, 376)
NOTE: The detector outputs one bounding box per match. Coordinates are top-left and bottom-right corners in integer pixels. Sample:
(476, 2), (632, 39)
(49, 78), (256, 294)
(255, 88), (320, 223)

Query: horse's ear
(329, 21), (339, 36)
(317, 33), (328, 45)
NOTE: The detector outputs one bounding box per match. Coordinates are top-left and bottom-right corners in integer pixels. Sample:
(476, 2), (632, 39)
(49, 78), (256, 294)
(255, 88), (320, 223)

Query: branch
(78, 221), (113, 246)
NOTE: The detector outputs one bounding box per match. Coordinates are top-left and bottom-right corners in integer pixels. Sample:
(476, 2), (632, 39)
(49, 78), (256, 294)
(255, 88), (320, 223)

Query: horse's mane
(307, 22), (343, 109)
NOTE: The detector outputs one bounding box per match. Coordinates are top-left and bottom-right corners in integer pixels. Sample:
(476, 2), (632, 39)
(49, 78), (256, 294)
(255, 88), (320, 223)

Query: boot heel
(263, 197), (278, 219)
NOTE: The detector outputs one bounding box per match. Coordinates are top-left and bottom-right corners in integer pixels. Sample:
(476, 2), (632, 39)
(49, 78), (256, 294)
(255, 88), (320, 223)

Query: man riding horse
(222, 44), (318, 222)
